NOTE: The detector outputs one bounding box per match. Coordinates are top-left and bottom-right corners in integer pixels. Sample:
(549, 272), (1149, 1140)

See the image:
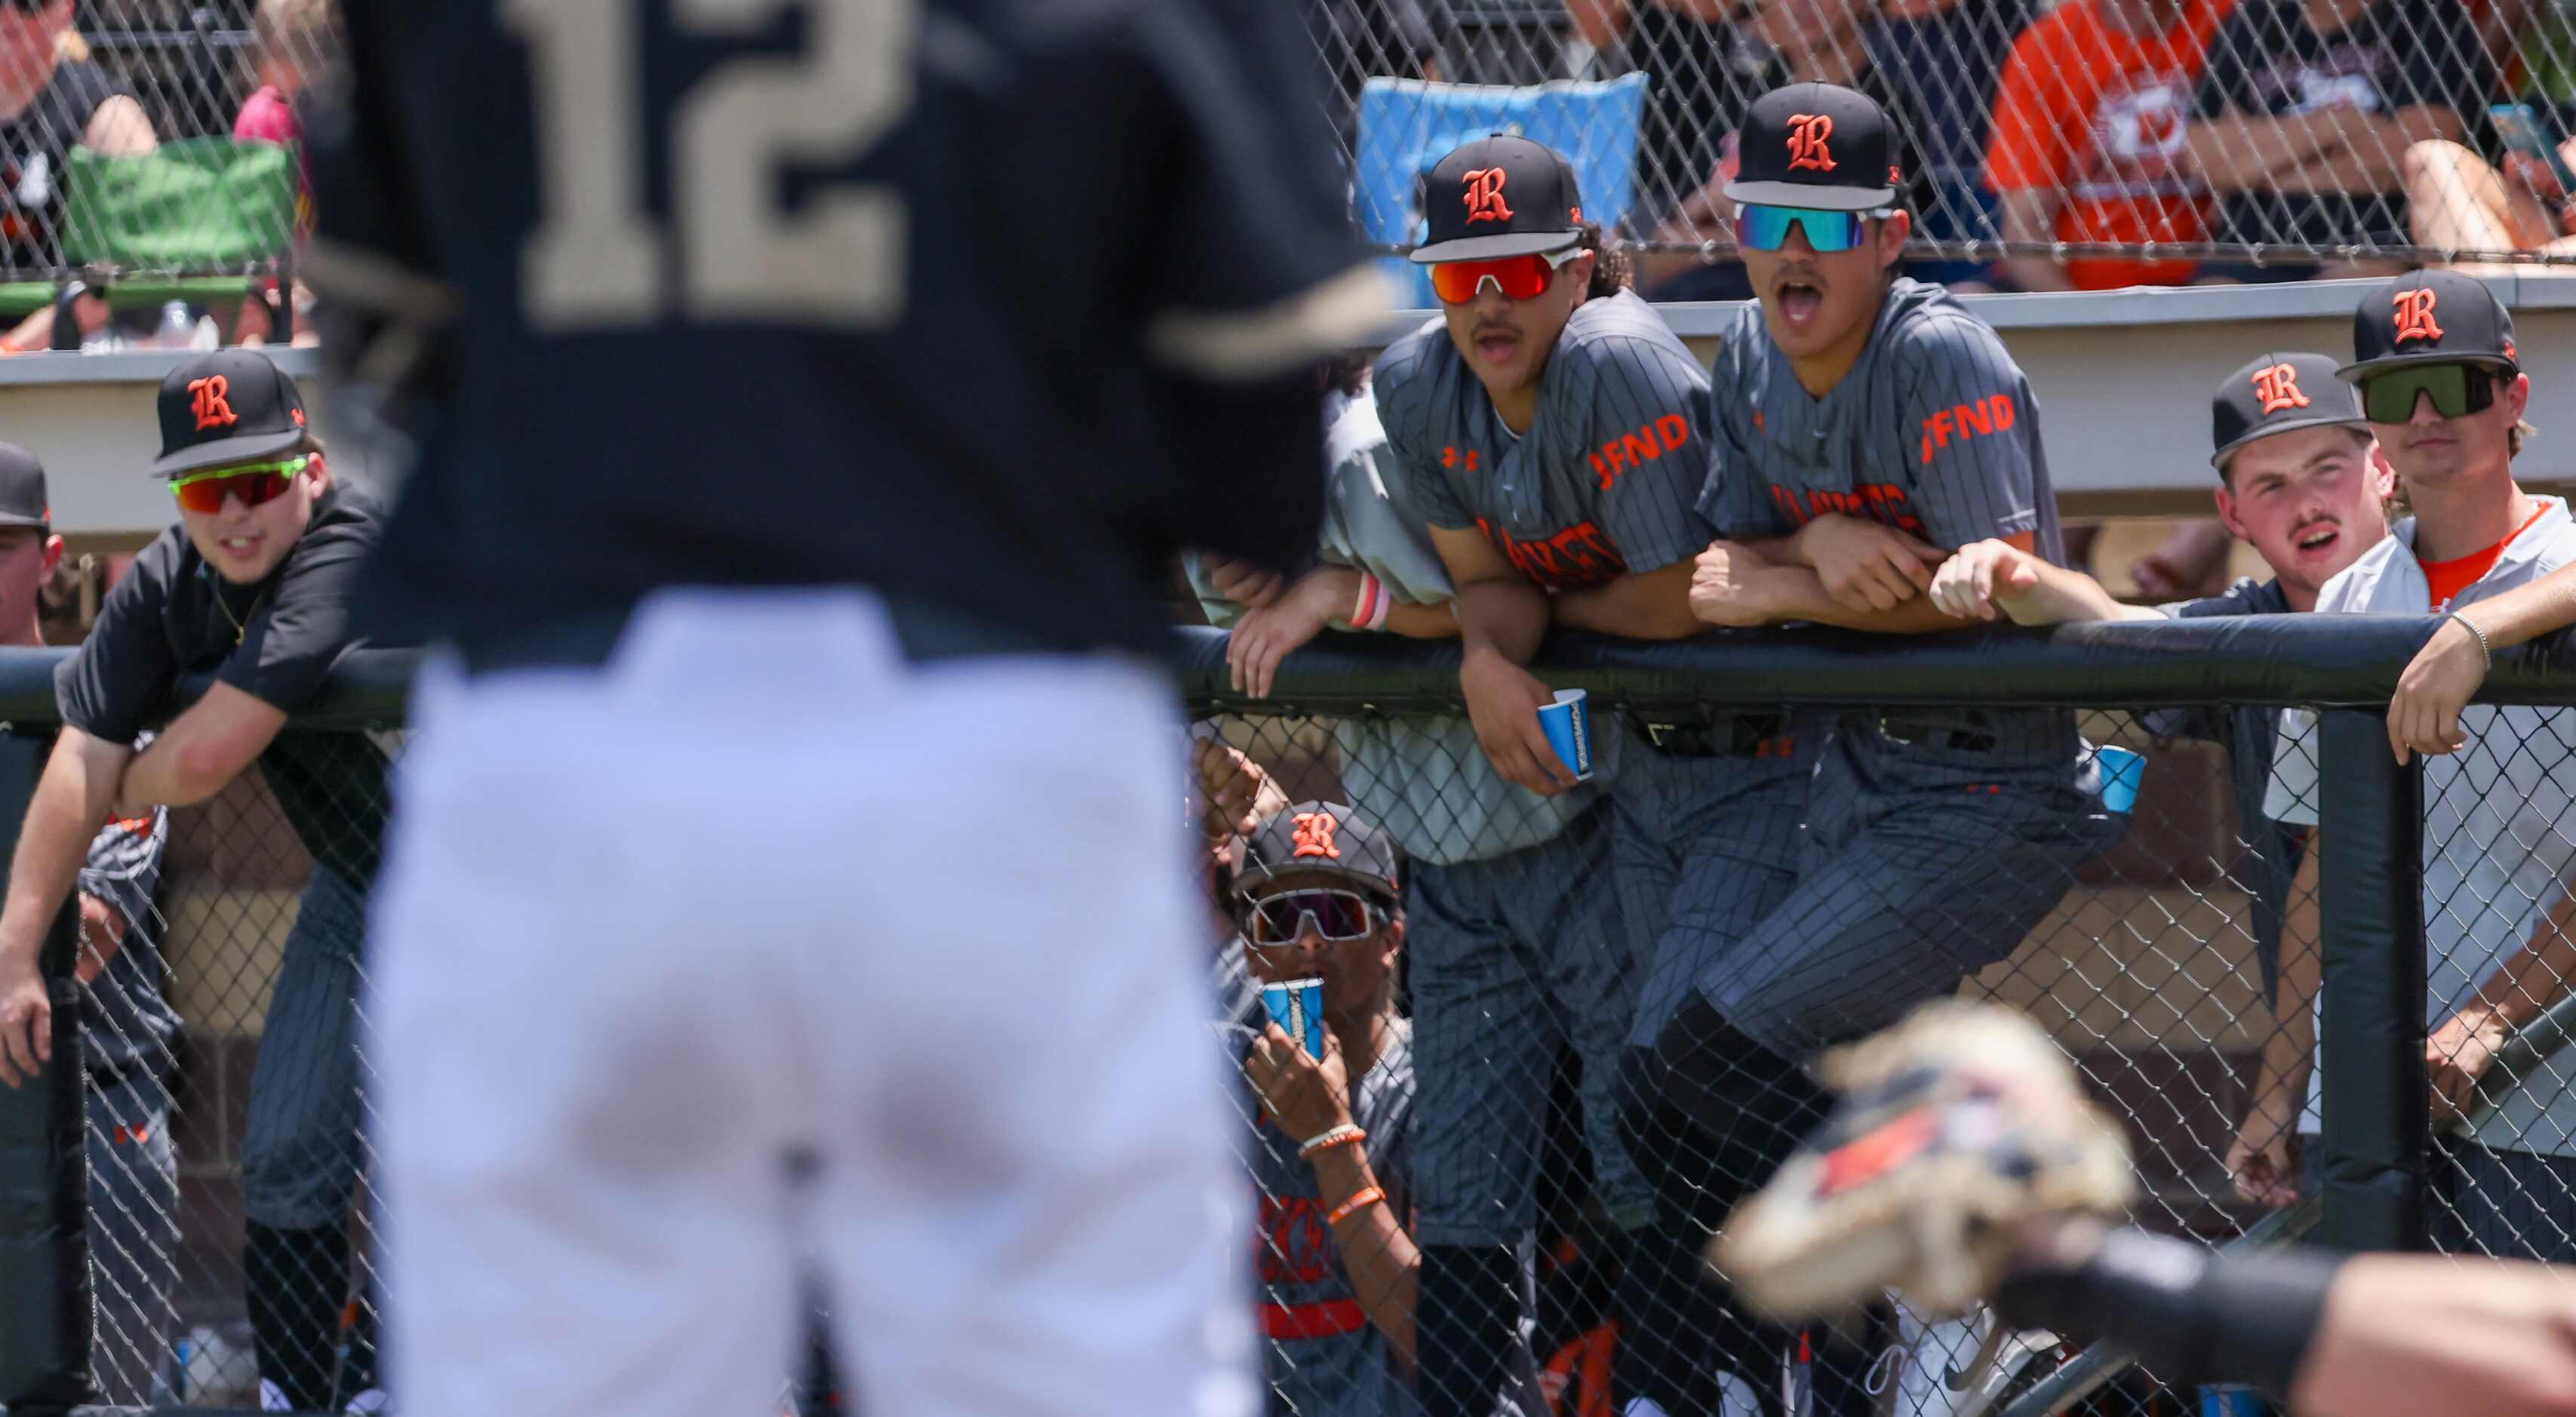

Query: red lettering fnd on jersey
(1918, 393), (2017, 464)
(1586, 414), (1692, 490)
(2251, 363), (2310, 414)
(1290, 811), (1340, 859)
(1475, 518), (1629, 590)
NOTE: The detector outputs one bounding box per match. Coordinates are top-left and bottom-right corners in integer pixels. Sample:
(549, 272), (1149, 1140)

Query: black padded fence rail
(0, 619), (2559, 1415)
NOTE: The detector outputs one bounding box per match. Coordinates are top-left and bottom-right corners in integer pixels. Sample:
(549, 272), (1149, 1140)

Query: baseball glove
(1710, 1001), (2136, 1322)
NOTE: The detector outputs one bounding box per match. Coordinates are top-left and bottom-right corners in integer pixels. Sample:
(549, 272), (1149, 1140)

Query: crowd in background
(1311, 0), (2576, 290)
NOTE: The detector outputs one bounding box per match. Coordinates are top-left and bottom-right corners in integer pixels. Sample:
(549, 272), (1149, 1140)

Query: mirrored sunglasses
(1738, 204), (1887, 254)
(170, 454), (310, 515)
(1428, 246), (1584, 304)
(1239, 887), (1388, 946)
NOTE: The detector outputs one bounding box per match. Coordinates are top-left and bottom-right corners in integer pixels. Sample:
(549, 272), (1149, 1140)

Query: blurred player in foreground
(310, 3), (1382, 1415)
(1715, 1001), (2576, 1417)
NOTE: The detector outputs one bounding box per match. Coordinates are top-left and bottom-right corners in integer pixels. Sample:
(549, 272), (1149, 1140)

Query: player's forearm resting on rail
(2393, 558), (2576, 762)
(0, 728), (133, 1083)
(110, 682), (288, 816)
(2230, 844), (2321, 1208)
(1431, 525), (1578, 795)
(1930, 538), (2164, 626)
(1551, 558), (1706, 639)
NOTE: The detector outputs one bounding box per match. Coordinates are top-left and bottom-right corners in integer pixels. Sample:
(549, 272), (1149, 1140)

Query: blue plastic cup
(2095, 744), (2146, 815)
(1535, 688), (1595, 782)
(2199, 1386), (2265, 1417)
(1262, 978), (1326, 1059)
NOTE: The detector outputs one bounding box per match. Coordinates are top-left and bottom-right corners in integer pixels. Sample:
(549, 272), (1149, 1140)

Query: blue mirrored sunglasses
(1738, 204), (1886, 254)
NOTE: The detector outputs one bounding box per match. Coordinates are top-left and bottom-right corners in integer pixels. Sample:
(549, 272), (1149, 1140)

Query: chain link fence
(1313, 0), (2576, 287)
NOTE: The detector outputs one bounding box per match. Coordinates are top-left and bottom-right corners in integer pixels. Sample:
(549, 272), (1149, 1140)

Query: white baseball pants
(369, 589), (1251, 1417)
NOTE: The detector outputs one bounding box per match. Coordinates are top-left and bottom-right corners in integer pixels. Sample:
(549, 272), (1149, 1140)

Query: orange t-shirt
(1984, 0), (2235, 290)
(2421, 503), (2552, 608)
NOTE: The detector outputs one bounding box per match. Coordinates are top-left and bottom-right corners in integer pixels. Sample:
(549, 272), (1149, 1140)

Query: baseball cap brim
(0, 511), (48, 530)
(1723, 179), (1895, 213)
(1408, 229), (1584, 265)
(151, 426), (306, 478)
(2336, 351), (2518, 382)
(2211, 411), (2373, 470)
(1232, 859), (1399, 900)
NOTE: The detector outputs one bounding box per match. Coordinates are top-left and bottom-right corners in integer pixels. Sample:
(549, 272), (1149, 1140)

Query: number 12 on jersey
(503, 0), (915, 331)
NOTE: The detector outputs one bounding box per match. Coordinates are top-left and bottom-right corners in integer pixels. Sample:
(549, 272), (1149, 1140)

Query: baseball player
(0, 444), (180, 1406)
(1932, 351), (2396, 1001)
(1654, 79), (2121, 1411)
(1191, 368), (1652, 1417)
(1373, 132), (1804, 1416)
(1230, 801), (1422, 1417)
(0, 354), (390, 1412)
(1719, 1002), (2576, 1417)
(2245, 272), (2576, 1260)
(309, 5), (1382, 1415)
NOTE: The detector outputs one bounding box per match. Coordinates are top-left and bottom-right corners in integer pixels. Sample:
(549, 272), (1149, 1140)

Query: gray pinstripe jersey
(1697, 278), (2062, 561)
(1374, 290), (1716, 589)
(1701, 277), (2075, 764)
(1189, 389), (1595, 863)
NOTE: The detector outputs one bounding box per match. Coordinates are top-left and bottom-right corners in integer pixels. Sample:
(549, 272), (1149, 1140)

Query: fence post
(2315, 708), (2429, 1252)
(0, 728), (90, 1412)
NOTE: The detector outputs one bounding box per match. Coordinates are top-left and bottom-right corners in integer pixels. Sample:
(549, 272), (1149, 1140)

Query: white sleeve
(2264, 708), (2322, 828)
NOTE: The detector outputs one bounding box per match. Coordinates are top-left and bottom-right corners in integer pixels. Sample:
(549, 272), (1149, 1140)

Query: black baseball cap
(2211, 352), (2369, 472)
(1234, 801), (1400, 899)
(1409, 134), (1585, 265)
(152, 349), (310, 478)
(1725, 82), (1899, 213)
(0, 443), (48, 530)
(2339, 271), (2517, 382)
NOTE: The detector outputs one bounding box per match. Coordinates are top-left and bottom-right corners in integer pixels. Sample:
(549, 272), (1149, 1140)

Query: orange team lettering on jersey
(1918, 393), (2017, 464)
(1476, 518), (1628, 590)
(1769, 484), (1926, 536)
(1588, 414), (1691, 490)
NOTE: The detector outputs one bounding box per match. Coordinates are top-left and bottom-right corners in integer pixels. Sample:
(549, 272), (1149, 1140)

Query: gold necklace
(215, 583), (266, 646)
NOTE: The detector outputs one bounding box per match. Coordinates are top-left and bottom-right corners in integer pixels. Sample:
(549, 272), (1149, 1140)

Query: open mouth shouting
(1771, 272), (1826, 330)
(1471, 320), (1524, 367)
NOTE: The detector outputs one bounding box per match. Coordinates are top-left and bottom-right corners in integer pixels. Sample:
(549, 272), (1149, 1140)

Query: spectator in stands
(1931, 352), (2395, 1004)
(0, 352), (392, 1412)
(1981, 0), (2230, 290)
(2402, 118), (2576, 267)
(1194, 363), (1649, 1417)
(0, 443), (181, 1406)
(2232, 273), (2576, 1263)
(0, 5), (155, 351)
(1572, 0), (1778, 235)
(1232, 802), (1423, 1417)
(230, 0), (333, 346)
(2187, 0), (2487, 281)
(1871, 0), (2039, 284)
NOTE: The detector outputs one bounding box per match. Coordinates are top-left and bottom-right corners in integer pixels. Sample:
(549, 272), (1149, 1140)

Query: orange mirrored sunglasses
(1428, 246), (1584, 304)
(170, 454), (309, 515)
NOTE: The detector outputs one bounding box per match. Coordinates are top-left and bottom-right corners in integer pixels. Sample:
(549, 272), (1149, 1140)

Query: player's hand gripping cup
(1535, 689), (1594, 782)
(1711, 1002), (2136, 1320)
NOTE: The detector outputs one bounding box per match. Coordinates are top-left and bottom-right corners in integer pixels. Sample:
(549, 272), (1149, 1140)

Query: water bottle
(153, 300), (192, 349)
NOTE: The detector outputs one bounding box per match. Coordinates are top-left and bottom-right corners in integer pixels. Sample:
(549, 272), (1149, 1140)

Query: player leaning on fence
(2241, 272), (2576, 1262)
(1650, 78), (2121, 1411)
(1191, 367), (1652, 1417)
(0, 352), (390, 1411)
(0, 444), (180, 1406)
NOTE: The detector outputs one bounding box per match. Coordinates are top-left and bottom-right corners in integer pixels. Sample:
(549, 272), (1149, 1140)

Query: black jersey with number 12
(317, 0), (1384, 659)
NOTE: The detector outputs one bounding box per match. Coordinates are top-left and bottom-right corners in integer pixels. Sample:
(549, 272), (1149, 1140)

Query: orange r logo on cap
(1291, 811), (1341, 859)
(187, 376), (236, 431)
(2251, 363), (2310, 414)
(1786, 114), (1836, 172)
(1462, 168), (1514, 225)
(2393, 287), (2444, 345)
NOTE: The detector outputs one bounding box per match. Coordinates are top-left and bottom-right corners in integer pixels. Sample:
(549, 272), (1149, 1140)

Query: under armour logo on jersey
(1786, 115), (1836, 172)
(2393, 287), (2444, 345)
(1461, 168), (1514, 224)
(1442, 446), (1481, 473)
(1290, 811), (1341, 859)
(187, 376), (236, 431)
(2251, 363), (2311, 414)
